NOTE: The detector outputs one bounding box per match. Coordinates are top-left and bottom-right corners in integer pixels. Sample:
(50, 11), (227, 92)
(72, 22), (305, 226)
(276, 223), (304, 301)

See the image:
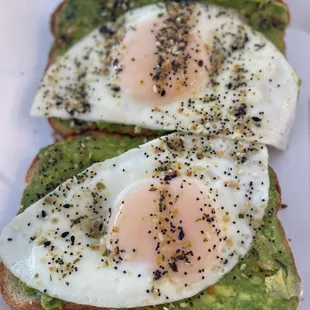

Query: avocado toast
(0, 133), (300, 310)
(46, 0), (290, 138)
(0, 0), (301, 309)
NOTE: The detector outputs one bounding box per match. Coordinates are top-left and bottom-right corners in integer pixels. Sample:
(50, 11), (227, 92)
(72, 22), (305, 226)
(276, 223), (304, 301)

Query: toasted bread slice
(0, 263), (101, 310)
(0, 134), (300, 310)
(46, 0), (291, 138)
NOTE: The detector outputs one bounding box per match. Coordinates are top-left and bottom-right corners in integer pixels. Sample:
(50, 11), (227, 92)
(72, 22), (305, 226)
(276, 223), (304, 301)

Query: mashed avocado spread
(19, 134), (300, 309)
(49, 0), (289, 136)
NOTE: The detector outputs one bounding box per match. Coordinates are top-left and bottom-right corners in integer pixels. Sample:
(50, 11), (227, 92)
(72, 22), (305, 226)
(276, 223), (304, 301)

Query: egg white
(0, 133), (269, 308)
(31, 2), (299, 149)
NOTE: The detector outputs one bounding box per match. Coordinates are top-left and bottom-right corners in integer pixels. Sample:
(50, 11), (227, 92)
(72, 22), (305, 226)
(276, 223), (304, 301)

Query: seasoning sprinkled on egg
(31, 2), (299, 150)
(0, 133), (269, 308)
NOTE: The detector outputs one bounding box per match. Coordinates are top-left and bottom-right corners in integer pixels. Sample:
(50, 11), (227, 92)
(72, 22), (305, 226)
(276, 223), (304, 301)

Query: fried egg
(31, 2), (298, 149)
(0, 133), (269, 308)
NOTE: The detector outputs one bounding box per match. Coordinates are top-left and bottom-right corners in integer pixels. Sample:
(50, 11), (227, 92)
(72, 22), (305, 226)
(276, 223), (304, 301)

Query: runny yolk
(107, 177), (222, 284)
(113, 19), (209, 105)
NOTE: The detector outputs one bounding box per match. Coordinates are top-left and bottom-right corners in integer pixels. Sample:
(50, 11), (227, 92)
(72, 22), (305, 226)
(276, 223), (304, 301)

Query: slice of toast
(46, 0), (291, 138)
(0, 134), (300, 310)
(0, 264), (100, 310)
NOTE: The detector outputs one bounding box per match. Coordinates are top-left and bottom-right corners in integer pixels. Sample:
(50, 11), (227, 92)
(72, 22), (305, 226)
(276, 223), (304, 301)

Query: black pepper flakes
(178, 229), (185, 241)
(71, 235), (75, 246)
(61, 232), (70, 238)
(153, 269), (162, 280)
(164, 173), (177, 182)
(169, 261), (178, 272)
(111, 85), (121, 92)
(99, 25), (115, 36)
(44, 241), (51, 247)
(252, 116), (261, 122)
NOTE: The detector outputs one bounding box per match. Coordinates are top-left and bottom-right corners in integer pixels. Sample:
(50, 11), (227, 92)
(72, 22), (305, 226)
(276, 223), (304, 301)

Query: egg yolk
(107, 177), (222, 284)
(112, 18), (209, 105)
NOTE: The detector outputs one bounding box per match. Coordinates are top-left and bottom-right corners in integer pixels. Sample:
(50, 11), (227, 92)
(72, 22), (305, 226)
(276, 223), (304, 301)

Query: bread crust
(45, 0), (67, 72)
(25, 155), (40, 184)
(48, 118), (75, 139)
(0, 263), (105, 310)
(276, 0), (291, 24)
(48, 118), (158, 139)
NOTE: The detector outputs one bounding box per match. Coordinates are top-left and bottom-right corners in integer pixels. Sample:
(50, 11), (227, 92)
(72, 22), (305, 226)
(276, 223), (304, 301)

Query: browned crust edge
(51, 0), (67, 37)
(48, 118), (158, 139)
(45, 0), (67, 72)
(0, 263), (106, 310)
(276, 0), (291, 25)
(48, 118), (75, 139)
(25, 155), (40, 184)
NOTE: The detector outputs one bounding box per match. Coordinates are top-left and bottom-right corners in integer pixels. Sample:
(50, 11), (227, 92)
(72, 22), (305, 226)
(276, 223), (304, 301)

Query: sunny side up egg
(0, 133), (269, 308)
(31, 2), (299, 150)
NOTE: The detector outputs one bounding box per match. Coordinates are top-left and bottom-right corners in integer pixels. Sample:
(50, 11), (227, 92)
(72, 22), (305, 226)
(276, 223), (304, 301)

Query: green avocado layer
(21, 134), (146, 210)
(49, 0), (289, 137)
(19, 282), (63, 310)
(19, 134), (299, 310)
(49, 118), (166, 138)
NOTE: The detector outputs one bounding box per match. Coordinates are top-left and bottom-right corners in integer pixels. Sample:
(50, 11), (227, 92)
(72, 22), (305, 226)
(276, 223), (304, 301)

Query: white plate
(0, 1), (309, 309)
